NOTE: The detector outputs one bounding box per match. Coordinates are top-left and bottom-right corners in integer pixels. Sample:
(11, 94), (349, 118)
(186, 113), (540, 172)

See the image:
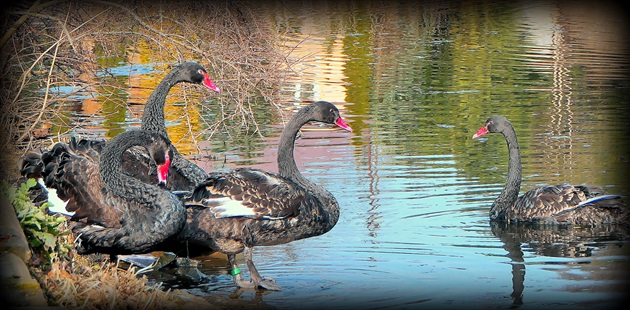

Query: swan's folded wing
(69, 136), (163, 187)
(69, 136), (106, 159)
(42, 142), (120, 228)
(517, 184), (586, 216)
(20, 151), (45, 179)
(185, 168), (304, 220)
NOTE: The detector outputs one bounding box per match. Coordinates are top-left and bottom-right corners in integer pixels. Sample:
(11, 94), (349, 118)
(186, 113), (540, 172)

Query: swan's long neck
(276, 106), (340, 235)
(490, 125), (522, 220)
(100, 132), (160, 202)
(140, 70), (180, 138)
(277, 109), (314, 188)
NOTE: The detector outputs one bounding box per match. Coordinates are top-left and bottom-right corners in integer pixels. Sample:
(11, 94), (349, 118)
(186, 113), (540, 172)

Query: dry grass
(30, 221), (218, 309)
(42, 256), (215, 309)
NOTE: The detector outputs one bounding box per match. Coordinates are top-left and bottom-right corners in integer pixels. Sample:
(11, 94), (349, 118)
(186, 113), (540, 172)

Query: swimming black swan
(177, 101), (353, 290)
(472, 115), (628, 225)
(32, 130), (186, 255)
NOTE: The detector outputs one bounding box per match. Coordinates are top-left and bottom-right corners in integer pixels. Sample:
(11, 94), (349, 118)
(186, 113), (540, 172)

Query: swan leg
(228, 250), (281, 291)
(244, 247), (281, 291)
(228, 253), (256, 290)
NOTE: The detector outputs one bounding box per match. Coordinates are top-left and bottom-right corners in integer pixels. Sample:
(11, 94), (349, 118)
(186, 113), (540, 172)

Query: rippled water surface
(64, 2), (630, 309)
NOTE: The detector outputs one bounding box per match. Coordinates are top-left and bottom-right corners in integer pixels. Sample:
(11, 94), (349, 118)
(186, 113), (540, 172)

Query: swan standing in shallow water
(176, 101), (353, 290)
(472, 115), (628, 226)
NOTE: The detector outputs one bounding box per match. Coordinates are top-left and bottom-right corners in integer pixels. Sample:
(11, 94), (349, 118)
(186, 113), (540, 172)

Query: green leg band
(231, 268), (241, 276)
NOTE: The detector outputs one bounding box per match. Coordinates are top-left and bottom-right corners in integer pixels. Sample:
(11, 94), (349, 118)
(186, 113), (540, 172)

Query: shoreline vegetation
(1, 1), (294, 308)
(1, 178), (220, 308)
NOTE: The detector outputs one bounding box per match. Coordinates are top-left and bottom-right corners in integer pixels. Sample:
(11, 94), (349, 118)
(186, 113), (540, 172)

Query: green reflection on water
(98, 77), (129, 139)
(271, 1), (629, 195)
(342, 4), (373, 134)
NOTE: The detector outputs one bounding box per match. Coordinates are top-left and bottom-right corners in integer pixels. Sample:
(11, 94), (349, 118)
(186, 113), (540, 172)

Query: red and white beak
(157, 153), (171, 186)
(201, 71), (220, 93)
(335, 117), (353, 132)
(472, 126), (488, 139)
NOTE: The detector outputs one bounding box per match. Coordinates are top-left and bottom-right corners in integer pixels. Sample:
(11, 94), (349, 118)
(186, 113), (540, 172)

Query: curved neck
(491, 126), (522, 218)
(277, 109), (316, 188)
(100, 132), (159, 201)
(140, 69), (181, 137)
(275, 108), (340, 235)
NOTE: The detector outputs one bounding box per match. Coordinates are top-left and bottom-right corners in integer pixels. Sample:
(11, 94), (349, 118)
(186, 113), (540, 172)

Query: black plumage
(137, 61), (220, 190)
(473, 115), (628, 225)
(175, 101), (353, 290)
(21, 62), (220, 192)
(24, 130), (186, 254)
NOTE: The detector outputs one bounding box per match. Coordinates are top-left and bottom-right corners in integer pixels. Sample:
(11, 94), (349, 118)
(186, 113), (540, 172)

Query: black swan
(136, 61), (220, 190)
(472, 115), (628, 225)
(21, 62), (219, 218)
(177, 101), (353, 290)
(31, 62), (220, 192)
(30, 130), (186, 255)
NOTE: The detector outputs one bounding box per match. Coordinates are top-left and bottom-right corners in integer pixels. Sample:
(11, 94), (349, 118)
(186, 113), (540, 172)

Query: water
(57, 1), (629, 309)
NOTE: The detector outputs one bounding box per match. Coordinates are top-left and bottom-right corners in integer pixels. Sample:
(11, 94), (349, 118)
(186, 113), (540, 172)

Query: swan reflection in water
(490, 221), (628, 307)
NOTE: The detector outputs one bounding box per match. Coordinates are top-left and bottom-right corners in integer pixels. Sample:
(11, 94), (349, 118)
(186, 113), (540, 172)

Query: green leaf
(15, 208), (30, 220)
(32, 231), (57, 252)
(26, 178), (37, 188)
(31, 211), (46, 222)
(22, 219), (42, 230)
(2, 180), (69, 262)
(28, 236), (42, 248)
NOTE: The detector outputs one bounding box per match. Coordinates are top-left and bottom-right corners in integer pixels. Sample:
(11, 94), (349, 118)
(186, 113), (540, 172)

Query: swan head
(472, 115), (511, 139)
(177, 62), (220, 93)
(146, 135), (174, 186)
(311, 101), (353, 132)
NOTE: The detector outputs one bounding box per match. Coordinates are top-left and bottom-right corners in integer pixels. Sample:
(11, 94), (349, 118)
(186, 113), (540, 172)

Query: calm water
(62, 2), (630, 309)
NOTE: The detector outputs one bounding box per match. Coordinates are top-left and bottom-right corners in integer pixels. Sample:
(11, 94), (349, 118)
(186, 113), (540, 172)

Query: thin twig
(17, 27), (63, 143)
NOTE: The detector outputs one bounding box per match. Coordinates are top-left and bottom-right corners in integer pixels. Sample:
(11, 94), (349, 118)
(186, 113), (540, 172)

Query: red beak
(472, 126), (488, 139)
(157, 154), (171, 185)
(335, 117), (353, 132)
(201, 71), (220, 93)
